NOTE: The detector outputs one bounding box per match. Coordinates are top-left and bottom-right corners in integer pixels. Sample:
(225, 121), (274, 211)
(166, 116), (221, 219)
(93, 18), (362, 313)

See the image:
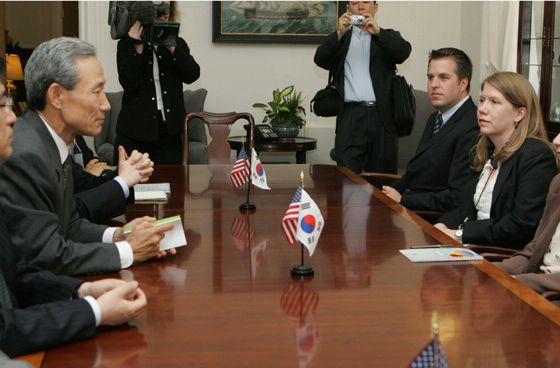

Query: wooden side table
(228, 136), (317, 164)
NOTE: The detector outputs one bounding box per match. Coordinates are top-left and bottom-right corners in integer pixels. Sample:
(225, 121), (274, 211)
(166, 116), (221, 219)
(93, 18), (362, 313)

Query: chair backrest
(183, 88), (209, 164)
(94, 91), (123, 165)
(183, 89), (208, 145)
(397, 89), (433, 170)
(184, 112), (255, 166)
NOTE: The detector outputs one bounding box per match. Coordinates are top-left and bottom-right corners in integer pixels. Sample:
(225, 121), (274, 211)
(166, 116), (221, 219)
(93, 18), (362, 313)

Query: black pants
(114, 117), (183, 165)
(334, 104), (398, 174)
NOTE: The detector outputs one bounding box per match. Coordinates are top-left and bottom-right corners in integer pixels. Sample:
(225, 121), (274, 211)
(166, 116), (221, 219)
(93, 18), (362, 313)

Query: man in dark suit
(314, 1), (411, 174)
(73, 144), (153, 223)
(381, 48), (480, 212)
(0, 78), (147, 358)
(0, 37), (173, 276)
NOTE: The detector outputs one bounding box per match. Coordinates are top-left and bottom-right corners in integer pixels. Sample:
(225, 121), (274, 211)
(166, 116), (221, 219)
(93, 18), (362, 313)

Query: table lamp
(5, 54), (23, 98)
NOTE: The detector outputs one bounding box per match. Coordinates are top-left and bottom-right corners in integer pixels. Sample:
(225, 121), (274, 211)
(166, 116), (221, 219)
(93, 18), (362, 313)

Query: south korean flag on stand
(296, 189), (324, 256)
(251, 148), (270, 190)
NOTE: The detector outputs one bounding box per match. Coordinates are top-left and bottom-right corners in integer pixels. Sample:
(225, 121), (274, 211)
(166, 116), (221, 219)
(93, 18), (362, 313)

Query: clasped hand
(78, 279), (147, 326)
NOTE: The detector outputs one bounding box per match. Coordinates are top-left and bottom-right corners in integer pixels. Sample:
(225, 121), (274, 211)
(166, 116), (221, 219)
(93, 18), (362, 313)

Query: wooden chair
(184, 111), (256, 166)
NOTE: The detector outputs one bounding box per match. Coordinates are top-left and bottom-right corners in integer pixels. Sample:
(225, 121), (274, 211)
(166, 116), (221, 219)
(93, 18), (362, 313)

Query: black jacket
(116, 36), (200, 141)
(314, 28), (411, 135)
(73, 162), (133, 223)
(439, 138), (557, 249)
(393, 97), (480, 212)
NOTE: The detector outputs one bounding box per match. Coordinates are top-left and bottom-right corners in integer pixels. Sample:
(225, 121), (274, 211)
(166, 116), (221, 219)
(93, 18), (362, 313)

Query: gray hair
(25, 37), (97, 110)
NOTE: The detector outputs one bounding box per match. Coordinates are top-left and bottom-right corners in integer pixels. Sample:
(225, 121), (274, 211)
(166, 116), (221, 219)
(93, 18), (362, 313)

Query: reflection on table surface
(40, 164), (560, 367)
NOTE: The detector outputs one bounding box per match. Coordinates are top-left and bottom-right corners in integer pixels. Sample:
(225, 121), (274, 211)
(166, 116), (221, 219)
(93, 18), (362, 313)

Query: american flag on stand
(408, 334), (448, 368)
(230, 146), (250, 188)
(281, 186), (324, 256)
(281, 187), (302, 244)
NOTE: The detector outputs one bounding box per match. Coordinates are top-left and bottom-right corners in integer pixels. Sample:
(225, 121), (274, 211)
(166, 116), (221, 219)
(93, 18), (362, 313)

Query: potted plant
(252, 85), (306, 140)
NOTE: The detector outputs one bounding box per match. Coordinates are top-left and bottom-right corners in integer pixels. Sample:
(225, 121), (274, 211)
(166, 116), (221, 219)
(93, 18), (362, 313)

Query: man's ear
(459, 78), (469, 93)
(46, 82), (64, 109)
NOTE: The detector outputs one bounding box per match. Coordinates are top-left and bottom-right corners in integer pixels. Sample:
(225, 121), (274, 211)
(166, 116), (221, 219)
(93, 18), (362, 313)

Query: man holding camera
(314, 1), (411, 174)
(115, 1), (200, 165)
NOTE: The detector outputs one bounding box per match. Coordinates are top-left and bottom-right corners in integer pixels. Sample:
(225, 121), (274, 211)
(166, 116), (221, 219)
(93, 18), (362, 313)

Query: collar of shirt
(440, 95), (470, 126)
(38, 113), (70, 164)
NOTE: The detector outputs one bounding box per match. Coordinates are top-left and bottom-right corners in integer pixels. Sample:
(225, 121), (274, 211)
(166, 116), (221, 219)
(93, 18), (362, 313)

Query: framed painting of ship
(212, 1), (345, 44)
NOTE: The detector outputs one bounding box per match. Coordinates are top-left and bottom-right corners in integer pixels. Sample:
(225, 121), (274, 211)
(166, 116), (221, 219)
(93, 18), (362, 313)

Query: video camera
(108, 1), (180, 46)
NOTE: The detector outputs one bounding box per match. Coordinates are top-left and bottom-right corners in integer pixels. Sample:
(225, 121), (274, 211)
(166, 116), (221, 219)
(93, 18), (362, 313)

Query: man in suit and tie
(382, 48), (480, 212)
(0, 76), (148, 358)
(0, 37), (173, 276)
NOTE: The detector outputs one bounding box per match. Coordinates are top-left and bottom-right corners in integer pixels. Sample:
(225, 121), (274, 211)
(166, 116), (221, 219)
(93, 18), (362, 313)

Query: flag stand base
(239, 202), (256, 210)
(291, 265), (314, 276)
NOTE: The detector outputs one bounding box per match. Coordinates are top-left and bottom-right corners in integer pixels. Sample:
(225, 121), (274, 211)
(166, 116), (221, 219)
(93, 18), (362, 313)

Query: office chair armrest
(467, 245), (516, 261)
(359, 172), (401, 181)
(542, 291), (560, 302)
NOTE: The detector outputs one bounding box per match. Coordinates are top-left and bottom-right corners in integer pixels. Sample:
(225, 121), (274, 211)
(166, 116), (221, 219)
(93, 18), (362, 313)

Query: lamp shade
(5, 54), (23, 81)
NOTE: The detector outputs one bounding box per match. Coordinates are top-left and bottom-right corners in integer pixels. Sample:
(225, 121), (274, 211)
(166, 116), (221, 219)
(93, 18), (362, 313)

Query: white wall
(80, 1), (485, 164)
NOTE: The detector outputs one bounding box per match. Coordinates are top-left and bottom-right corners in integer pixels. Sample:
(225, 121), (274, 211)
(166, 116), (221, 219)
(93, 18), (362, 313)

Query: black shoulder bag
(392, 73), (416, 137)
(310, 72), (340, 118)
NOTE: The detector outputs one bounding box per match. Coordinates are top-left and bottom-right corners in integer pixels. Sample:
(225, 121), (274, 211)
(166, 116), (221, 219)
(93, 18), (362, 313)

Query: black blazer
(393, 97), (480, 212)
(116, 36), (200, 141)
(0, 214), (95, 357)
(73, 163), (132, 223)
(439, 138), (557, 249)
(314, 28), (411, 135)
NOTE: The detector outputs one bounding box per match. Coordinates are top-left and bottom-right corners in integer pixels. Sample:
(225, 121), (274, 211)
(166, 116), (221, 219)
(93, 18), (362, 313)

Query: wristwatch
(454, 229), (463, 243)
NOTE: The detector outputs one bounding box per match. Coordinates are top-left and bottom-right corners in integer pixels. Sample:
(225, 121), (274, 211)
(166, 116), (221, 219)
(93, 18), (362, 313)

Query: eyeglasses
(0, 97), (14, 112)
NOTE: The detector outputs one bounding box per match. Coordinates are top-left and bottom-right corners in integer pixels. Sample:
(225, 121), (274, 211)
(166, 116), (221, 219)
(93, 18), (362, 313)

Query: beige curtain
(480, 1), (520, 79)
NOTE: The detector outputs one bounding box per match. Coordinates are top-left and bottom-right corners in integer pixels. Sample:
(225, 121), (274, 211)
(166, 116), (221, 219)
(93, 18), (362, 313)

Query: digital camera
(349, 15), (365, 26)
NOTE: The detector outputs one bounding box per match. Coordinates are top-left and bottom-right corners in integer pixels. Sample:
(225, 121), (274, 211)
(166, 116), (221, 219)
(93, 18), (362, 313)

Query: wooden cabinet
(517, 1), (560, 136)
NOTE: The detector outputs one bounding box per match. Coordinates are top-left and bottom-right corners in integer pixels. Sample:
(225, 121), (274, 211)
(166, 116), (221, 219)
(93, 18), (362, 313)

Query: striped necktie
(432, 113), (443, 136)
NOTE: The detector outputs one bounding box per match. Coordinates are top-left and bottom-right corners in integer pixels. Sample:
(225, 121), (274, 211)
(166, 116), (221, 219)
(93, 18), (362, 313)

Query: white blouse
(541, 221), (560, 274)
(474, 160), (499, 220)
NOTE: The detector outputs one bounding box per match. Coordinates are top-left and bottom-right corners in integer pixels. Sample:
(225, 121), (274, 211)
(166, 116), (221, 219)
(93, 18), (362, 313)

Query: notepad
(123, 215), (187, 251)
(134, 190), (168, 203)
(134, 183), (171, 194)
(399, 248), (483, 262)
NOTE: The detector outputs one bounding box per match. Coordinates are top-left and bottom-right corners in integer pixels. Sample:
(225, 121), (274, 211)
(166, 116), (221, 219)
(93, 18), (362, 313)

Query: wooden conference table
(35, 164), (560, 367)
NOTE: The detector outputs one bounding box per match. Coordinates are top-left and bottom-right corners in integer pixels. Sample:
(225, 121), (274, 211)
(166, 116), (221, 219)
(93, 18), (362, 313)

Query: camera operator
(115, 1), (200, 165)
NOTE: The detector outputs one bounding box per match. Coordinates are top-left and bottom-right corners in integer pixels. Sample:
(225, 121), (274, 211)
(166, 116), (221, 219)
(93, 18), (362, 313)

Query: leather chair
(357, 90), (441, 223)
(466, 245), (516, 261)
(94, 91), (122, 165)
(184, 112), (256, 166)
(94, 88), (209, 165)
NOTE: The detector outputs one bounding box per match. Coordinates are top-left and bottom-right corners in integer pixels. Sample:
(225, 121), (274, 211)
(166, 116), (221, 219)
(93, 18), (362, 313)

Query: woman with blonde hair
(435, 72), (557, 249)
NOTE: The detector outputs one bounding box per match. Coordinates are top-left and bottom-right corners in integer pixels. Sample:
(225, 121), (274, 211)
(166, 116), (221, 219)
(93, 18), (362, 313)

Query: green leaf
(252, 103), (268, 109)
(279, 85), (294, 98)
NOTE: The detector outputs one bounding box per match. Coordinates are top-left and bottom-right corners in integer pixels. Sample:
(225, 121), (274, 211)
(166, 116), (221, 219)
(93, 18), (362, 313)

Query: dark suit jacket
(439, 137), (557, 249)
(0, 110), (122, 275)
(314, 28), (411, 135)
(392, 97), (480, 212)
(116, 36), (200, 141)
(497, 174), (560, 293)
(0, 214), (95, 357)
(75, 135), (96, 166)
(73, 162), (132, 223)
